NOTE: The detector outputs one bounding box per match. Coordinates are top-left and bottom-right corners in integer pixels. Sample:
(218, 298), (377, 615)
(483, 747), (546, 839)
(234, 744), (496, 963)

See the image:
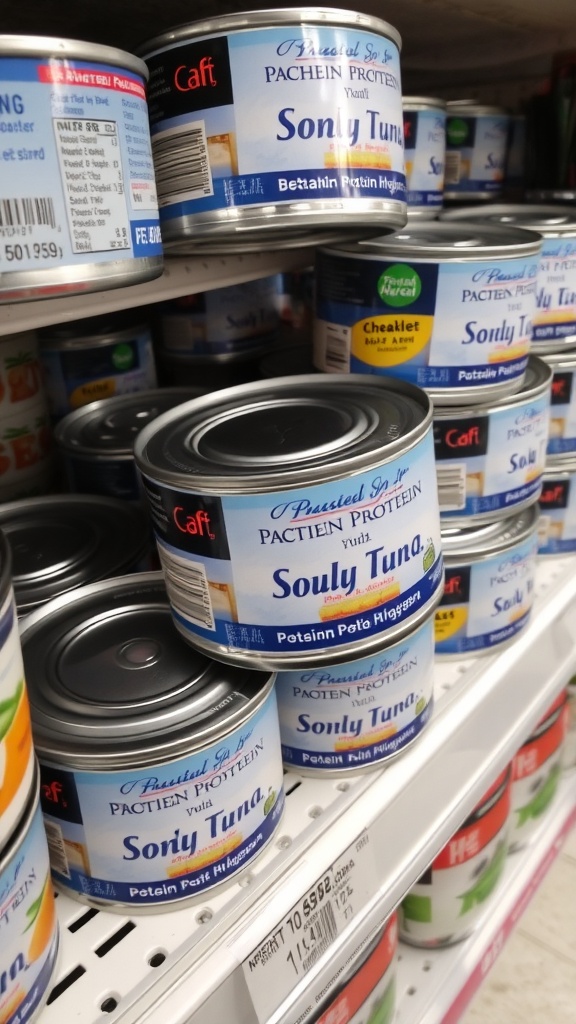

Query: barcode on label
(444, 151), (461, 186)
(320, 321), (351, 372)
(302, 903), (338, 973)
(152, 122), (213, 204)
(436, 463), (467, 510)
(537, 514), (551, 547)
(157, 546), (215, 629)
(43, 820), (71, 878)
(0, 197), (56, 229)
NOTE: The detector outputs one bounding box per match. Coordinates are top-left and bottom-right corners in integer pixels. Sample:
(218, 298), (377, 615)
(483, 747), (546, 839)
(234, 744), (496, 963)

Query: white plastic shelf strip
(36, 555), (576, 1024)
(394, 770), (576, 1024)
(0, 250), (312, 336)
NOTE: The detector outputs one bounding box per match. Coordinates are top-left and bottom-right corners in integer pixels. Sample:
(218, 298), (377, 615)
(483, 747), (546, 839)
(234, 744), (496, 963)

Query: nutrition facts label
(54, 117), (131, 253)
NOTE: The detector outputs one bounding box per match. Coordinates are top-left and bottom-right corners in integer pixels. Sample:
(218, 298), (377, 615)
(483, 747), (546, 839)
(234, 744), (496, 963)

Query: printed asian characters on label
(142, 432), (443, 657)
(509, 695), (568, 850)
(538, 472), (576, 553)
(0, 55), (161, 274)
(547, 364), (576, 455)
(532, 238), (576, 343)
(313, 251), (539, 390)
(276, 617), (434, 770)
(435, 534), (538, 655)
(399, 770), (511, 945)
(0, 801), (59, 1024)
(0, 585), (35, 847)
(445, 114), (509, 192)
(39, 692), (285, 906)
(434, 395), (551, 519)
(403, 108), (446, 209)
(145, 24), (406, 213)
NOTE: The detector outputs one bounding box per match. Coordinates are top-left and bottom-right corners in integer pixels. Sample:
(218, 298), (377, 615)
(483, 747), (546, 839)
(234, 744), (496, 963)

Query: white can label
(0, 55), (161, 278)
(434, 393), (550, 520)
(445, 113), (509, 195)
(403, 108), (445, 212)
(0, 584), (35, 848)
(533, 237), (576, 344)
(39, 689), (284, 907)
(314, 251), (538, 392)
(141, 431), (443, 659)
(435, 532), (538, 656)
(276, 617), (434, 771)
(538, 471), (576, 554)
(144, 24), (405, 217)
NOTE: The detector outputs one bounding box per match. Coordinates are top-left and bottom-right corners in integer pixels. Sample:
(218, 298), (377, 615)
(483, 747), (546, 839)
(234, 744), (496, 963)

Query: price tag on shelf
(242, 831), (377, 1022)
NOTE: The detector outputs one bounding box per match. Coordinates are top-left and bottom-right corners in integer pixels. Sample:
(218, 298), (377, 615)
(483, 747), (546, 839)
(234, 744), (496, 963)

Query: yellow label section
(70, 378), (117, 408)
(487, 342), (530, 363)
(351, 315), (434, 368)
(434, 606), (468, 642)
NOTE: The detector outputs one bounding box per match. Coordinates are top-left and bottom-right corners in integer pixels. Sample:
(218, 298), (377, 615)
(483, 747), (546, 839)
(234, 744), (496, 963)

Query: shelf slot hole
(285, 779), (302, 796)
(46, 965), (87, 1004)
(95, 921), (136, 957)
(68, 907), (99, 933)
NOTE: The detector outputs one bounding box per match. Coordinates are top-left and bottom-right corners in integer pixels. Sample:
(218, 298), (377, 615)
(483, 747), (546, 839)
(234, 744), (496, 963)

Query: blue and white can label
(445, 112), (509, 197)
(38, 687), (285, 907)
(532, 236), (576, 345)
(538, 466), (576, 554)
(143, 20), (405, 220)
(141, 430), (443, 663)
(0, 53), (162, 281)
(403, 106), (446, 214)
(547, 358), (576, 457)
(276, 616), (434, 772)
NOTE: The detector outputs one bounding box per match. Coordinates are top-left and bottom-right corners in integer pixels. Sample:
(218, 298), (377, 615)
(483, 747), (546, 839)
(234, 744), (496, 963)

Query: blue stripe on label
(406, 190), (444, 207)
(281, 700), (433, 769)
(547, 437), (576, 456)
(130, 219), (163, 257)
(441, 480), (542, 519)
(160, 168), (407, 217)
(447, 179), (503, 193)
(0, 596), (15, 649)
(533, 321), (576, 342)
(539, 537), (576, 555)
(349, 355), (528, 386)
(171, 555), (443, 654)
(435, 611), (530, 655)
(53, 791), (284, 905)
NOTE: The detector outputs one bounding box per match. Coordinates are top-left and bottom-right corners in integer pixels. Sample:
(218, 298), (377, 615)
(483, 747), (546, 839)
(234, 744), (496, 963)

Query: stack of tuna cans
(134, 374), (444, 776)
(0, 529), (60, 1022)
(312, 220), (549, 656)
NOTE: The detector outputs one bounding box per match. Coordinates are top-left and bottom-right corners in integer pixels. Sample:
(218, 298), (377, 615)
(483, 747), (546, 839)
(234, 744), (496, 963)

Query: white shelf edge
(394, 770), (576, 1024)
(0, 250), (313, 336)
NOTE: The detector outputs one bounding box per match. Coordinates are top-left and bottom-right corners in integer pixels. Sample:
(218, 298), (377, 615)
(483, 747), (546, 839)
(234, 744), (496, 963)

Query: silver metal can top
(433, 355), (552, 419)
(446, 102), (508, 117)
(439, 203), (576, 237)
(20, 572), (275, 768)
(536, 341), (576, 364)
(134, 374), (432, 494)
(0, 34), (149, 80)
(138, 6), (402, 57)
(54, 388), (206, 457)
(0, 495), (151, 613)
(403, 96), (447, 111)
(38, 314), (149, 350)
(440, 504), (539, 563)
(543, 456), (576, 475)
(318, 220), (543, 260)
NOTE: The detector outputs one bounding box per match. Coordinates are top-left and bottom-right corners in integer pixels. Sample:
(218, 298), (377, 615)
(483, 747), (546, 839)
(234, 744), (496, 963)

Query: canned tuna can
(399, 768), (511, 948)
(526, 190), (576, 205)
(402, 97), (446, 219)
(0, 529), (35, 849)
(0, 35), (162, 303)
(312, 914), (397, 1024)
(435, 506), (539, 657)
(0, 333), (54, 502)
(440, 204), (576, 349)
(138, 8), (407, 253)
(0, 495), (151, 615)
(509, 690), (568, 851)
(134, 375), (444, 669)
(156, 278), (281, 364)
(21, 572), (284, 911)
(539, 343), (576, 458)
(276, 615), (434, 774)
(444, 103), (510, 202)
(0, 768), (59, 1024)
(537, 458), (576, 554)
(54, 388), (204, 501)
(313, 223), (541, 403)
(39, 314), (158, 422)
(564, 674), (576, 771)
(434, 355), (551, 524)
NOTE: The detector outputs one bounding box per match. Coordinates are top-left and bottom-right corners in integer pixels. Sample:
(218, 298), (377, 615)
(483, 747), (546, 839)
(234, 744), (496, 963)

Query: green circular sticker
(447, 117), (469, 146)
(377, 264), (422, 307)
(112, 343), (135, 371)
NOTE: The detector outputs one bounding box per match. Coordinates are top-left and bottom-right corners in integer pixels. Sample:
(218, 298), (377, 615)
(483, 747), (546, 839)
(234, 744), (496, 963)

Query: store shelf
(394, 769), (576, 1024)
(0, 250), (313, 337)
(36, 554), (576, 1024)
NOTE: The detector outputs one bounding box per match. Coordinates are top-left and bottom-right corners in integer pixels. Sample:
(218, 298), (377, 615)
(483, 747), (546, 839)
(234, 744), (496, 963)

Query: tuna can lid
(138, 7), (402, 57)
(446, 102), (508, 117)
(20, 572), (275, 768)
(134, 374), (432, 494)
(319, 220), (543, 259)
(0, 34), (149, 80)
(440, 504), (539, 562)
(54, 388), (206, 457)
(535, 341), (576, 363)
(525, 190), (576, 204)
(0, 495), (151, 613)
(542, 456), (576, 475)
(439, 202), (576, 236)
(433, 356), (552, 418)
(38, 313), (149, 350)
(403, 96), (447, 111)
